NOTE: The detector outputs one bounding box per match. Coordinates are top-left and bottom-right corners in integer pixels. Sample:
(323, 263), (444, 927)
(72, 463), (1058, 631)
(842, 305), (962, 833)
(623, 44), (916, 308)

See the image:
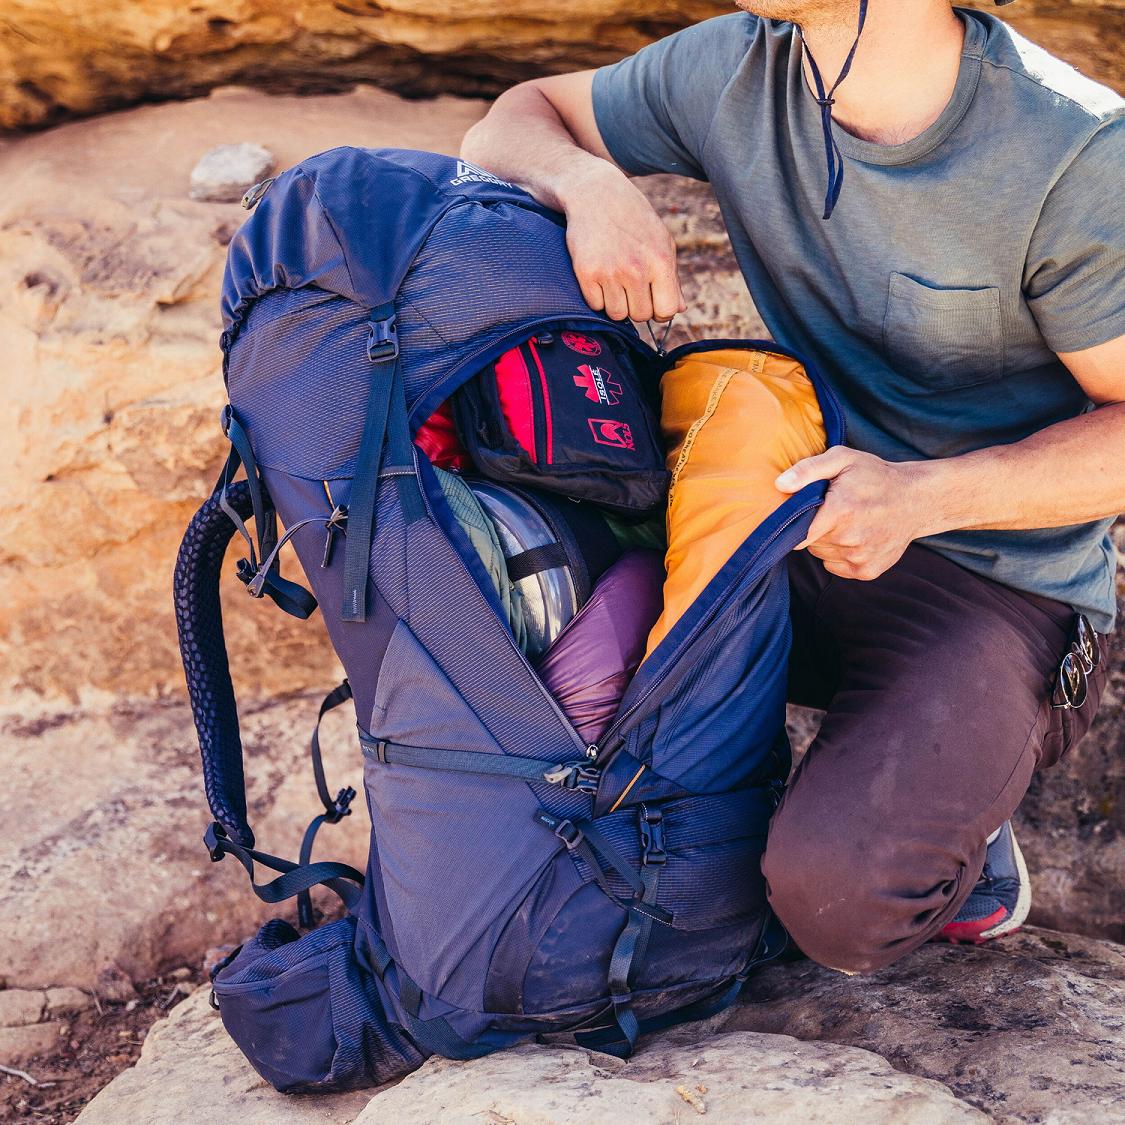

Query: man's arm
(776, 333), (1125, 581)
(461, 72), (684, 322)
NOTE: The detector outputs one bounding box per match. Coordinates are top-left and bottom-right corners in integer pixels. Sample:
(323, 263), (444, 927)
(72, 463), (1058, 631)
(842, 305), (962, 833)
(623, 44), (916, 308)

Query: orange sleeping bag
(645, 348), (828, 659)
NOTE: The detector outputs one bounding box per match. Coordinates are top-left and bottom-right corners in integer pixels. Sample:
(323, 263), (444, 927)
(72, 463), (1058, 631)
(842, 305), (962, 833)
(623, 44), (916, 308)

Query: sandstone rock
(76, 989), (986, 1125)
(0, 1), (728, 131)
(356, 1036), (985, 1125)
(725, 927), (1125, 1124)
(1, 1), (1120, 132)
(0, 1021), (62, 1064)
(189, 142), (275, 203)
(44, 986), (92, 1016)
(79, 926), (1125, 1124)
(0, 693), (369, 990)
(75, 988), (372, 1125)
(0, 989), (45, 1027)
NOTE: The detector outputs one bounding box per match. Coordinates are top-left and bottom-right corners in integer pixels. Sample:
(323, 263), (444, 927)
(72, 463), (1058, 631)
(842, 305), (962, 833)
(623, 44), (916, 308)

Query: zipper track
(593, 497), (820, 757)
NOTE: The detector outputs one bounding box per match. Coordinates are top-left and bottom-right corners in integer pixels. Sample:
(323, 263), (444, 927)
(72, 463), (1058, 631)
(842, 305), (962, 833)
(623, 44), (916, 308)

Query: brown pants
(762, 544), (1106, 973)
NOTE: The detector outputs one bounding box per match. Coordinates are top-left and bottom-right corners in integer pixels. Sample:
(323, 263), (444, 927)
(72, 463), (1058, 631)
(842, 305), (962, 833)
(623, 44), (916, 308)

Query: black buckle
(366, 317), (399, 363)
(324, 785), (356, 824)
(235, 557), (267, 598)
(533, 811), (585, 850)
(203, 822), (229, 863)
(640, 807), (667, 867)
(542, 762), (601, 794)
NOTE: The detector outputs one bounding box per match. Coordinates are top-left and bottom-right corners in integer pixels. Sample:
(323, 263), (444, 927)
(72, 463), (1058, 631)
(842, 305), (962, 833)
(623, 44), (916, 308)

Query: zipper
(590, 497), (821, 761)
(525, 338), (554, 466)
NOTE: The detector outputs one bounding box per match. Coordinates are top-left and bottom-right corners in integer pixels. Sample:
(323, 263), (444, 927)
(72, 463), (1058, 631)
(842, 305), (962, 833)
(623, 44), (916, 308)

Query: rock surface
(2, 1), (1121, 132)
(188, 142), (275, 202)
(77, 926), (1124, 1124)
(0, 692), (369, 990)
(728, 928), (1125, 1125)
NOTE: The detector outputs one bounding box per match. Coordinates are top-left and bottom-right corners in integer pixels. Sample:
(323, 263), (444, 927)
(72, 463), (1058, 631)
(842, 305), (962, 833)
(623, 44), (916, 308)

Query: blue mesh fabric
(228, 289), (373, 478)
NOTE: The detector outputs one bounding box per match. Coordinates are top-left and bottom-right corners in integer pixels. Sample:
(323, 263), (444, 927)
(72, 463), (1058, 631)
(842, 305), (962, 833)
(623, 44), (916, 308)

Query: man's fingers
(579, 279), (606, 313)
(776, 447), (852, 493)
(626, 285), (655, 324)
(650, 268), (684, 322)
(794, 506), (836, 551)
(601, 282), (631, 322)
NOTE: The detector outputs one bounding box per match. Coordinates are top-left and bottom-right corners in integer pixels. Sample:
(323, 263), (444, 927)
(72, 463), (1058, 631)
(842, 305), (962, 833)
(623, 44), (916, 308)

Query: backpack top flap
(220, 148), (561, 361)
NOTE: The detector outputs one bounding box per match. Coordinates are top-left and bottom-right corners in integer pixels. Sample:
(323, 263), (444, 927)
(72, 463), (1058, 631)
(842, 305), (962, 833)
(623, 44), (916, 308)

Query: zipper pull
(536, 332), (554, 346)
(321, 505), (348, 568)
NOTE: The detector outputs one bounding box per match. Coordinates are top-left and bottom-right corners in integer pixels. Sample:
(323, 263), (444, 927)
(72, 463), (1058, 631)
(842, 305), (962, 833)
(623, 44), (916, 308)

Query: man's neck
(799, 1), (965, 146)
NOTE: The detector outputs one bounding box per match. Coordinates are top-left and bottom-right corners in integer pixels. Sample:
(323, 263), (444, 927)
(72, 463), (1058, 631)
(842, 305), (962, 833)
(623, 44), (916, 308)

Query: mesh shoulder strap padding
(174, 480), (256, 847)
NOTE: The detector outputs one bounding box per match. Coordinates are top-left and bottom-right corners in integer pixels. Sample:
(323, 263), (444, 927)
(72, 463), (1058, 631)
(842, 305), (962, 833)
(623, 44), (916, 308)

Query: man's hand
(558, 163), (685, 323)
(460, 73), (685, 323)
(776, 448), (936, 580)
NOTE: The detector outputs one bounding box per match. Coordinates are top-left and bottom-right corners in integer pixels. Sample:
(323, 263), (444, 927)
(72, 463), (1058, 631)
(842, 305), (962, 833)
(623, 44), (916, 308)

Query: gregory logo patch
(449, 160), (513, 188)
(574, 364), (623, 407)
(589, 418), (635, 450)
(561, 331), (602, 357)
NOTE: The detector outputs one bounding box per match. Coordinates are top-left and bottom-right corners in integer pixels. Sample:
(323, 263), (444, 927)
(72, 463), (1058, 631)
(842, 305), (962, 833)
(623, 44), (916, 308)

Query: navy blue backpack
(174, 147), (845, 1092)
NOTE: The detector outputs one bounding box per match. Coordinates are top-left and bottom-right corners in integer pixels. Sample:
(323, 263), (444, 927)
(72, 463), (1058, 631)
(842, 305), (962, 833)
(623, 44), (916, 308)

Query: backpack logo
(449, 160), (513, 188)
(561, 331), (602, 357)
(574, 363), (623, 406)
(589, 418), (635, 450)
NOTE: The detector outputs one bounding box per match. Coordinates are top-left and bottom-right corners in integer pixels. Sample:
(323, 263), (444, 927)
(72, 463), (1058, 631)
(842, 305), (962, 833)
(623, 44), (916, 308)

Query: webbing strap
(360, 735), (599, 793)
(204, 822), (363, 911)
(218, 405), (274, 567)
(505, 542), (570, 583)
(218, 405), (317, 620)
(603, 862), (662, 1056)
(342, 306), (399, 623)
(297, 681), (358, 928)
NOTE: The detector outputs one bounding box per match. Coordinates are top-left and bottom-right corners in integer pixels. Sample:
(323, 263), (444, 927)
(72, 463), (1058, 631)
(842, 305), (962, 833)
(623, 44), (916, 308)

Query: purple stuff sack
(535, 549), (666, 745)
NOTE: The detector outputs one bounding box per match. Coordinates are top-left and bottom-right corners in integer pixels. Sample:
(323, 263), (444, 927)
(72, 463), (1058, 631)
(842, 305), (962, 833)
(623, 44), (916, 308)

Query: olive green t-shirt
(593, 8), (1125, 629)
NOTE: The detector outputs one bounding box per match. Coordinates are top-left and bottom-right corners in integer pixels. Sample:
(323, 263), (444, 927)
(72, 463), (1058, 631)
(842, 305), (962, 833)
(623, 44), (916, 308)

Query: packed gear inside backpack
(173, 147), (844, 1093)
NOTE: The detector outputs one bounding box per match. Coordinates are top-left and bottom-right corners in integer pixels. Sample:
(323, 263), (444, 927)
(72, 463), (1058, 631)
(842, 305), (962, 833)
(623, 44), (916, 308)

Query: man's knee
(762, 809), (963, 975)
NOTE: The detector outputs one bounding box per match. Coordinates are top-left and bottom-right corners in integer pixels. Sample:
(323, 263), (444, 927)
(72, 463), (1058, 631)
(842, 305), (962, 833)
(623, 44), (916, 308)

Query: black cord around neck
(797, 0), (869, 219)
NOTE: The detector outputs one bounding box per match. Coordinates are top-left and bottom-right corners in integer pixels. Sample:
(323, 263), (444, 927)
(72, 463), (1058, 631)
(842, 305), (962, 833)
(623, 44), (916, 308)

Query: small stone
(0, 989), (46, 1027)
(166, 968), (192, 982)
(0, 1020), (62, 1064)
(45, 987), (92, 1017)
(189, 143), (275, 203)
(95, 963), (138, 1004)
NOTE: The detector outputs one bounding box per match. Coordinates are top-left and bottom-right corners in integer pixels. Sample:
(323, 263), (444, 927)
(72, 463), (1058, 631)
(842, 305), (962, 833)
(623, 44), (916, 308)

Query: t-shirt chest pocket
(882, 272), (1005, 393)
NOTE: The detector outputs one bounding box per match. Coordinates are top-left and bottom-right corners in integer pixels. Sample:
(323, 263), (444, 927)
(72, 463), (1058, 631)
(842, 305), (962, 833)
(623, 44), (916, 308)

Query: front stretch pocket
(212, 916), (426, 1093)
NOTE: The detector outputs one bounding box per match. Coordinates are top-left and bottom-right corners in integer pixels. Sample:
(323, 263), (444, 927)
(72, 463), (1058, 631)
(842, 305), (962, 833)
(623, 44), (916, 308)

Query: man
(460, 0), (1124, 973)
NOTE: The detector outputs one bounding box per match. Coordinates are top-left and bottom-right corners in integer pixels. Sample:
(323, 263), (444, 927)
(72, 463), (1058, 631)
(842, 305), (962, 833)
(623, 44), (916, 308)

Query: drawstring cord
(797, 0), (869, 220)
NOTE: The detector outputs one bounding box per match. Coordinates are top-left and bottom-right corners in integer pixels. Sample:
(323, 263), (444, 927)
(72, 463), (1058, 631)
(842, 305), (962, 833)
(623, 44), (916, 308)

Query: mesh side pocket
(212, 916), (427, 1093)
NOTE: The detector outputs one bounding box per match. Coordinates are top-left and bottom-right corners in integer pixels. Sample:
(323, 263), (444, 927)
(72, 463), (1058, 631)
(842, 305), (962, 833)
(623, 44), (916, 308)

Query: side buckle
(640, 807), (666, 867)
(324, 786), (356, 825)
(366, 317), (399, 363)
(204, 822), (229, 863)
(542, 762), (601, 794)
